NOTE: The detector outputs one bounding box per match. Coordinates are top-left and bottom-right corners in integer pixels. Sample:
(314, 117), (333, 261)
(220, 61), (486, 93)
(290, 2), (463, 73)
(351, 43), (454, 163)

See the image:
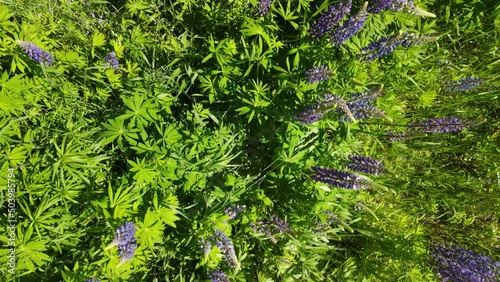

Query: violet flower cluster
(208, 270), (231, 282)
(214, 229), (239, 268)
(106, 222), (137, 264)
(314, 210), (340, 231)
(310, 166), (369, 190)
(430, 243), (500, 281)
(305, 66), (331, 83)
(368, 0), (435, 17)
(85, 278), (101, 282)
(250, 215), (291, 243)
(346, 155), (385, 175)
(330, 2), (368, 46)
(296, 93), (353, 124)
(309, 0), (352, 39)
(407, 117), (473, 134)
(360, 32), (437, 61)
(445, 76), (484, 92)
(257, 0), (273, 16)
(339, 87), (387, 122)
(16, 40), (53, 66)
(225, 205), (246, 219)
(105, 51), (119, 69)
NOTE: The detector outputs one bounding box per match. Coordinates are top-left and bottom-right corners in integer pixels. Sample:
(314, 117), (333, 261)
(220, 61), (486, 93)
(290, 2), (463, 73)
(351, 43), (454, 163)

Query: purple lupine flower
(360, 32), (437, 61)
(250, 215), (291, 243)
(407, 117), (473, 134)
(430, 243), (500, 281)
(310, 166), (368, 190)
(296, 93), (354, 124)
(225, 205), (246, 219)
(314, 210), (339, 231)
(367, 0), (393, 13)
(305, 66), (331, 83)
(385, 130), (410, 142)
(339, 88), (387, 122)
(346, 155), (385, 175)
(445, 76), (484, 92)
(85, 278), (101, 282)
(214, 229), (239, 269)
(208, 270), (231, 282)
(270, 215), (291, 233)
(257, 0), (273, 16)
(105, 51), (119, 69)
(330, 2), (368, 46)
(16, 40), (53, 66)
(199, 237), (213, 256)
(106, 222), (137, 264)
(309, 0), (352, 39)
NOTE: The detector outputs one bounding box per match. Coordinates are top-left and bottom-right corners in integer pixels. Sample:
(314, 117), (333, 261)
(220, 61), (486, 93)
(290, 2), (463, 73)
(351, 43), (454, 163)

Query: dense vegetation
(0, 0), (499, 281)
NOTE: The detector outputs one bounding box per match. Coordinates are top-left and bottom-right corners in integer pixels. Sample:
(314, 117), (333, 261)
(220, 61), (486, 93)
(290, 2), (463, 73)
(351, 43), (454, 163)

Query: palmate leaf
(101, 117), (139, 149)
(152, 192), (180, 228)
(120, 92), (159, 129)
(137, 208), (164, 251)
(128, 158), (158, 184)
(107, 183), (143, 219)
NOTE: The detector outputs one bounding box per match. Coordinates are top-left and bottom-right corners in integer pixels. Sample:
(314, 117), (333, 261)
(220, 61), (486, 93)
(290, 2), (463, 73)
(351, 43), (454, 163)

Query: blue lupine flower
(310, 167), (368, 190)
(214, 229), (239, 269)
(346, 155), (385, 175)
(309, 0), (352, 39)
(105, 51), (119, 69)
(339, 87), (388, 122)
(296, 93), (354, 124)
(16, 40), (53, 66)
(407, 117), (472, 134)
(270, 215), (291, 233)
(305, 66), (331, 83)
(368, 0), (435, 17)
(225, 205), (246, 219)
(360, 33), (437, 61)
(250, 215), (291, 243)
(208, 270), (231, 282)
(330, 2), (368, 46)
(106, 222), (137, 264)
(445, 76), (484, 92)
(257, 0), (273, 16)
(199, 237), (213, 256)
(430, 243), (500, 281)
(85, 278), (101, 282)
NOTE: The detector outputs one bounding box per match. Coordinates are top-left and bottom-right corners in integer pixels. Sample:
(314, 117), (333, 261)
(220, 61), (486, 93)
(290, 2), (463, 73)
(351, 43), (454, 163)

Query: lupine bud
(407, 117), (473, 133)
(225, 205), (246, 219)
(346, 155), (385, 175)
(305, 66), (331, 83)
(310, 166), (368, 190)
(208, 270), (231, 282)
(430, 243), (500, 281)
(257, 0), (273, 16)
(330, 2), (368, 46)
(445, 76), (484, 92)
(105, 51), (119, 69)
(16, 40), (53, 66)
(309, 0), (352, 39)
(339, 87), (387, 122)
(214, 229), (239, 269)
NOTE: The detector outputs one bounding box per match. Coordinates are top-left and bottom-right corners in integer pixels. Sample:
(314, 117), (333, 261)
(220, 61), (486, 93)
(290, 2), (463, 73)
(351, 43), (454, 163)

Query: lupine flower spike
(430, 243), (500, 281)
(330, 2), (368, 46)
(445, 76), (484, 92)
(105, 51), (120, 69)
(296, 93), (355, 124)
(310, 167), (368, 190)
(305, 66), (332, 83)
(360, 32), (438, 61)
(16, 40), (53, 66)
(309, 0), (352, 39)
(85, 278), (101, 282)
(214, 229), (240, 271)
(339, 86), (389, 122)
(346, 155), (385, 175)
(368, 0), (435, 17)
(257, 0), (273, 16)
(225, 205), (246, 219)
(407, 117), (474, 134)
(208, 270), (231, 282)
(105, 222), (137, 266)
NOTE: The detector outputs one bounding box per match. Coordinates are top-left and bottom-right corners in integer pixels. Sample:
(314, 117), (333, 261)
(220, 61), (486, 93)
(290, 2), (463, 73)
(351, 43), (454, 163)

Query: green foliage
(0, 0), (499, 281)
